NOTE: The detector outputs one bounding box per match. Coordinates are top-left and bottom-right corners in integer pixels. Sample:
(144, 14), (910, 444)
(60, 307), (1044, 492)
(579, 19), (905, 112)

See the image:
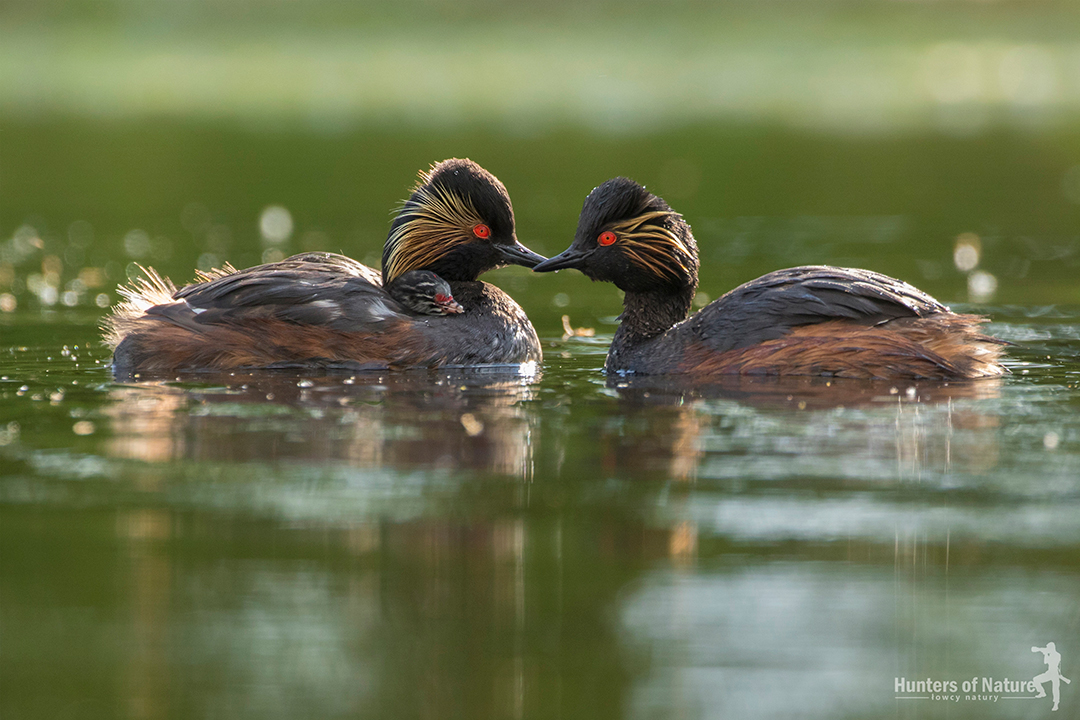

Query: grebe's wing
(689, 265), (951, 353)
(150, 252), (407, 330)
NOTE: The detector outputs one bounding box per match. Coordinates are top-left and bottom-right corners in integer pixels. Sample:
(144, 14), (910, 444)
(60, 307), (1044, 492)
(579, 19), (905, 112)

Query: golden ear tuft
(384, 184), (485, 282)
(607, 210), (691, 283)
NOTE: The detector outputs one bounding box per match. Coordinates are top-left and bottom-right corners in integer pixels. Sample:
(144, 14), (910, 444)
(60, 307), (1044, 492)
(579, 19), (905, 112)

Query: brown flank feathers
(679, 315), (1007, 380)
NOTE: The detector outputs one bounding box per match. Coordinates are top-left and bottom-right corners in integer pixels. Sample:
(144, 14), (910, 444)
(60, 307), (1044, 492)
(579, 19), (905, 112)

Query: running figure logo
(1032, 642), (1071, 711)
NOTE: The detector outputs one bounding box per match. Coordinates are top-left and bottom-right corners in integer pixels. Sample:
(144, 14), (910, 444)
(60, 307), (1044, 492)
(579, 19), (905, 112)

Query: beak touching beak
(497, 240), (548, 269)
(532, 248), (588, 273)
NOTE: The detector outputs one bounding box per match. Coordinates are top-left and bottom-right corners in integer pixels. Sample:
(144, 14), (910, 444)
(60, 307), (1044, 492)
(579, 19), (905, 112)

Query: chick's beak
(497, 239), (547, 269)
(532, 247), (588, 273)
(440, 297), (465, 314)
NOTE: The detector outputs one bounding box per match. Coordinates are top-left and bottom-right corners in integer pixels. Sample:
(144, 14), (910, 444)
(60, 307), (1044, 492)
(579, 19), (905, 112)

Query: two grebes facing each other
(105, 159), (1006, 381)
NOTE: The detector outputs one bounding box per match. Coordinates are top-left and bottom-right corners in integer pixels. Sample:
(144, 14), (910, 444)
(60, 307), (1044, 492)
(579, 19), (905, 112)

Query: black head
(532, 177), (698, 294)
(382, 158), (546, 284)
(386, 269), (464, 316)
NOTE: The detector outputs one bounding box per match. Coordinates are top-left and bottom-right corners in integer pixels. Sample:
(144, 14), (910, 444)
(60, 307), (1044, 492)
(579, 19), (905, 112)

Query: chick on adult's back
(104, 159), (545, 376)
(534, 177), (1006, 380)
(385, 270), (464, 316)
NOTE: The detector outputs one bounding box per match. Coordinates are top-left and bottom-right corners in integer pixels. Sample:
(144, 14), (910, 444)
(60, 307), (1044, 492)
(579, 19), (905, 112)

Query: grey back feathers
(688, 266), (950, 354)
(148, 252), (409, 332)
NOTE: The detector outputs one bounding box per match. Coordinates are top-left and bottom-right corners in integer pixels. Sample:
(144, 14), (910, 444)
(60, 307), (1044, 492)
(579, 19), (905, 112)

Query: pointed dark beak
(497, 240), (547, 269)
(532, 248), (588, 273)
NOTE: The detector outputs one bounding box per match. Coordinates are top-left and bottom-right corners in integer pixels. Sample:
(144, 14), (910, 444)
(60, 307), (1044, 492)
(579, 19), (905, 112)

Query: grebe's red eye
(473, 224), (491, 238)
(435, 293), (450, 303)
(598, 231), (618, 246)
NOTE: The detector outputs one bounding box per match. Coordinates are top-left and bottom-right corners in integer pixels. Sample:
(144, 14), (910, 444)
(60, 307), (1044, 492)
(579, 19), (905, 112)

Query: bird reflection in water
(103, 366), (540, 478)
(98, 365), (676, 720)
(96, 362), (1012, 719)
(590, 373), (1005, 482)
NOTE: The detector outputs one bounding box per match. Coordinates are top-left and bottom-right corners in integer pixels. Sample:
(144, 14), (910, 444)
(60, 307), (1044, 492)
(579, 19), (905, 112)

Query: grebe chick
(386, 270), (464, 315)
(534, 177), (1006, 380)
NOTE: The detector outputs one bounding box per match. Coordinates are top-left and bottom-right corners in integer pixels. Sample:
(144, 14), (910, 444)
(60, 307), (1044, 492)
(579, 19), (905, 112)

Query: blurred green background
(3, 0), (1080, 338)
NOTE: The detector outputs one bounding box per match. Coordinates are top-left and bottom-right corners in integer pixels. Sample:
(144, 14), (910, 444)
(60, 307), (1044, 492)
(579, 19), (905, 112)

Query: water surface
(2, 300), (1078, 719)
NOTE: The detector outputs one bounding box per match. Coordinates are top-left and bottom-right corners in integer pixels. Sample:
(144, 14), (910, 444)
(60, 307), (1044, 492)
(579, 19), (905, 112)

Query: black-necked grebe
(534, 177), (1006, 380)
(104, 159), (544, 375)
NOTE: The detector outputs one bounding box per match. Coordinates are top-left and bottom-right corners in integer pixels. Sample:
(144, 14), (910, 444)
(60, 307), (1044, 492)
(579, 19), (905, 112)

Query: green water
(4, 3), (1080, 718)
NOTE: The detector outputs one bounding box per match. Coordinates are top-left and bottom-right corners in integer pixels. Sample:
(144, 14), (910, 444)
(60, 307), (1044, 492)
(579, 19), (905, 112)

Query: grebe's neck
(611, 285), (695, 357)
